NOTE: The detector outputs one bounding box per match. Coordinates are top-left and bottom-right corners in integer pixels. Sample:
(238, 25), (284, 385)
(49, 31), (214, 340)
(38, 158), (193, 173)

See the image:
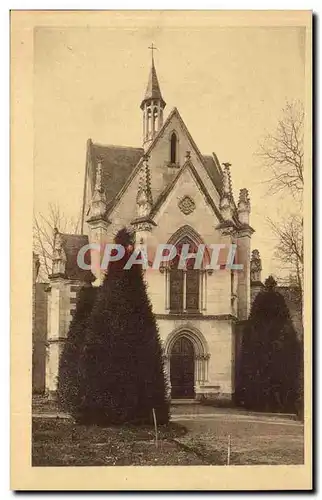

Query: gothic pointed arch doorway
(170, 336), (195, 399)
(165, 326), (210, 400)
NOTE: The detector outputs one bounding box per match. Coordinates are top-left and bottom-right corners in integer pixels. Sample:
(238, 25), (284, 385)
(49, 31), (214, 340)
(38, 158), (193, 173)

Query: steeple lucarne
(141, 44), (166, 151)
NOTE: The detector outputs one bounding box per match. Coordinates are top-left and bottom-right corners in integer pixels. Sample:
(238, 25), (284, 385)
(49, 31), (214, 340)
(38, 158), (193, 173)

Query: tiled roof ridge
(90, 142), (143, 151)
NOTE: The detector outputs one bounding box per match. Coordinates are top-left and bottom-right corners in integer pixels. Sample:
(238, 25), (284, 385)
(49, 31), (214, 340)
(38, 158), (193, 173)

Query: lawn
(32, 397), (304, 467)
(175, 417), (305, 465)
(32, 418), (206, 466)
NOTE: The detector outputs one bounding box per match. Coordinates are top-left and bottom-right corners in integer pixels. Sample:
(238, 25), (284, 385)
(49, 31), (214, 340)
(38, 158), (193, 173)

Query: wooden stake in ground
(152, 408), (158, 449)
(227, 434), (231, 466)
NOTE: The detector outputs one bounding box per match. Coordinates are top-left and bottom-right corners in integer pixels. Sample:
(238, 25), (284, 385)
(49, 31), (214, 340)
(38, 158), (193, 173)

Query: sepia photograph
(11, 10), (312, 490)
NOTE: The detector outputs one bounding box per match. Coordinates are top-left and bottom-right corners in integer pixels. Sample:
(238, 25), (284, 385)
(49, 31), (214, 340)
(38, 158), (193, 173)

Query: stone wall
(32, 283), (48, 394)
(46, 280), (84, 393)
(158, 316), (236, 401)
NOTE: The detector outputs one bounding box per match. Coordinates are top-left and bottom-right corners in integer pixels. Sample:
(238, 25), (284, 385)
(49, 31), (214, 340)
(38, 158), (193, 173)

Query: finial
(237, 188), (251, 224)
(185, 151), (191, 161)
(148, 42), (157, 63)
(87, 156), (107, 221)
(222, 162), (233, 198)
(95, 156), (104, 193)
(137, 156), (153, 216)
(220, 165), (234, 221)
(238, 188), (250, 210)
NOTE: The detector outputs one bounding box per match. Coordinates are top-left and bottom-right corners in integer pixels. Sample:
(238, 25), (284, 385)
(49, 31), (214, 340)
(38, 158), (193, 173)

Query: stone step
(171, 399), (200, 405)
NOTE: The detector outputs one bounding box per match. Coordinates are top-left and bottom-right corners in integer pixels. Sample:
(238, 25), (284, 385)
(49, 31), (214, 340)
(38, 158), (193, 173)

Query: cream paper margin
(10, 10), (312, 491)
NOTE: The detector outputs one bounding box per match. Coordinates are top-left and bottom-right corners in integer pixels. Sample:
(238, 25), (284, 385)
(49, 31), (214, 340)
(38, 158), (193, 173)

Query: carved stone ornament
(178, 195), (196, 215)
(135, 221), (153, 232)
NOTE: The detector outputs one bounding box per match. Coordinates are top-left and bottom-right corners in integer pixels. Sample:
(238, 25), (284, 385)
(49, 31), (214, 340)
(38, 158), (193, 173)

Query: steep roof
(60, 233), (95, 282)
(88, 142), (144, 209)
(88, 143), (223, 214)
(203, 154), (223, 195)
(140, 58), (166, 109)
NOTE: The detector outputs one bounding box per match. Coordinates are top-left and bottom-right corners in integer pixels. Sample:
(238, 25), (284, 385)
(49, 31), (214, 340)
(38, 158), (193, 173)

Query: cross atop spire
(140, 46), (166, 149)
(148, 42), (157, 63)
(140, 46), (165, 110)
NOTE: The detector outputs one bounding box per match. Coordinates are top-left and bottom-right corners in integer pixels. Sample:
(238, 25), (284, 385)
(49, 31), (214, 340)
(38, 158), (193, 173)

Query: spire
(237, 188), (251, 225)
(220, 162), (234, 221)
(140, 44), (165, 110)
(141, 59), (165, 107)
(141, 45), (166, 150)
(88, 157), (107, 221)
(136, 154), (153, 217)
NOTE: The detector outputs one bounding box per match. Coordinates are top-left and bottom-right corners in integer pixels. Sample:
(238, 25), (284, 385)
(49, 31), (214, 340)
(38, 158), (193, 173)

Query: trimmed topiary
(78, 228), (169, 425)
(239, 276), (301, 413)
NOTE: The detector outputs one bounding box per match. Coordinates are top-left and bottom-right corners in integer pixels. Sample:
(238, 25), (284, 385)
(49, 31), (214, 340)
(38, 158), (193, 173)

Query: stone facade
(46, 279), (89, 393)
(32, 253), (48, 394)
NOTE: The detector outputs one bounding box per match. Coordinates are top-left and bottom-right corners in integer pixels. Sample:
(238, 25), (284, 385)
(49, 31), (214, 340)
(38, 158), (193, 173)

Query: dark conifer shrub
(78, 228), (169, 425)
(239, 276), (301, 413)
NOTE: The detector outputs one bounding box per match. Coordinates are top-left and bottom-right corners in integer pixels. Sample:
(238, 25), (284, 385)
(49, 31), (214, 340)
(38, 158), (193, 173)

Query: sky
(34, 24), (306, 280)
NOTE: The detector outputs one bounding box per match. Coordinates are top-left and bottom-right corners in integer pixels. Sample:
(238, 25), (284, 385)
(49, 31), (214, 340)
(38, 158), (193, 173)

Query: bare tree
(257, 100), (304, 298)
(33, 203), (81, 281)
(268, 215), (303, 298)
(258, 100), (304, 201)
(258, 101), (305, 418)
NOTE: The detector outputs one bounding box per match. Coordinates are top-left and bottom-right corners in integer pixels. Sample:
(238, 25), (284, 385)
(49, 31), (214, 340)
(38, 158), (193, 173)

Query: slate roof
(203, 154), (223, 195)
(60, 233), (95, 282)
(140, 59), (166, 109)
(88, 142), (144, 209)
(88, 145), (223, 213)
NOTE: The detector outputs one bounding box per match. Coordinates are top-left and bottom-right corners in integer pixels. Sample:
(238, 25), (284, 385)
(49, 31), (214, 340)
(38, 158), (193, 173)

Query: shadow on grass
(32, 417), (206, 467)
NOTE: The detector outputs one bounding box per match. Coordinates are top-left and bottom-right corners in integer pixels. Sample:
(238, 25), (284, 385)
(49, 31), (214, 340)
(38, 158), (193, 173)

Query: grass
(32, 418), (206, 466)
(32, 397), (304, 466)
(175, 419), (304, 465)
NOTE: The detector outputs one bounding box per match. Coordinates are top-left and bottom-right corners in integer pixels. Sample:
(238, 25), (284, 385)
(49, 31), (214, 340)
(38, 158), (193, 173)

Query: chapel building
(45, 54), (264, 403)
